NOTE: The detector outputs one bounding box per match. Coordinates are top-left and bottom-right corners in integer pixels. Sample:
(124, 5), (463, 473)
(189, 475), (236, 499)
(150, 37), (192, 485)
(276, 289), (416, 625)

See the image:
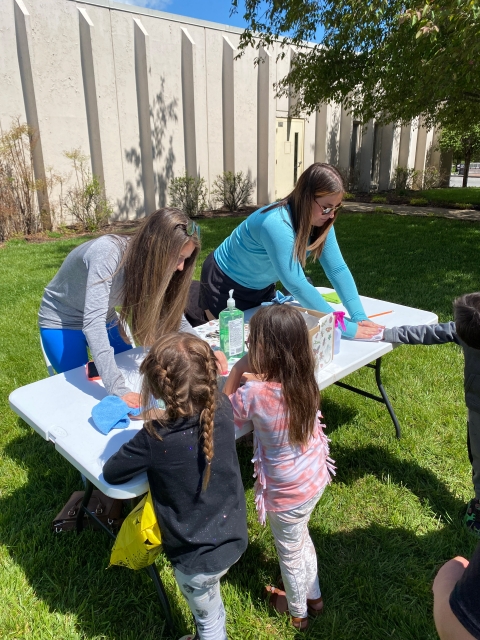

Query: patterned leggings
(267, 490), (324, 618)
(174, 567), (229, 640)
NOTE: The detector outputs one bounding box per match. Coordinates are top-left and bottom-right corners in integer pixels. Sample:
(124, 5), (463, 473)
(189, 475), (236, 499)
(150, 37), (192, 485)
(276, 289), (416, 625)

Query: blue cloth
(214, 204), (368, 338)
(92, 396), (141, 435)
(40, 321), (132, 374)
(261, 291), (295, 306)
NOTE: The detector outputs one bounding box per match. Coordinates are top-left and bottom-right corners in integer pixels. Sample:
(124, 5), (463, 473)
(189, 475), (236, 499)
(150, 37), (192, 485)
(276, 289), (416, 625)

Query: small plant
(168, 173), (208, 217)
(455, 203), (474, 210)
(374, 206), (394, 214)
(63, 149), (112, 231)
(394, 166), (421, 191)
(371, 195), (387, 203)
(211, 171), (254, 212)
(343, 192), (355, 201)
(409, 198), (429, 206)
(0, 119), (50, 241)
(422, 166), (442, 190)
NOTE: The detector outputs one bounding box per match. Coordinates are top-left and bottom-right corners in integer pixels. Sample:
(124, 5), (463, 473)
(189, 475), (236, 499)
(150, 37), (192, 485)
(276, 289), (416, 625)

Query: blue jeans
(39, 322), (132, 374)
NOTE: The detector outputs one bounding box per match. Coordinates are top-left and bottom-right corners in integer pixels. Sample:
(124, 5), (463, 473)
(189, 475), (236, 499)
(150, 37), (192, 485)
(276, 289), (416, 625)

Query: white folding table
(8, 288), (437, 631)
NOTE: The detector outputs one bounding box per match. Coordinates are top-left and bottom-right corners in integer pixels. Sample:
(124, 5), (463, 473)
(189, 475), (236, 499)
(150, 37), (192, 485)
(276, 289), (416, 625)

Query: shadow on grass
(1, 422), (476, 640)
(0, 423), (186, 640)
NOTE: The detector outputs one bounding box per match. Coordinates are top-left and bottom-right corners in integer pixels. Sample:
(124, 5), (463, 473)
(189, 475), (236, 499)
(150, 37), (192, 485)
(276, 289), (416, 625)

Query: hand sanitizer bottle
(219, 289), (244, 361)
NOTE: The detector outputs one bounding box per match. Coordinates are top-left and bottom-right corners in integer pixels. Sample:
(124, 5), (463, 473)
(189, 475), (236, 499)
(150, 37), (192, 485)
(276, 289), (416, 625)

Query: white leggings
(267, 490), (324, 618)
(174, 567), (229, 640)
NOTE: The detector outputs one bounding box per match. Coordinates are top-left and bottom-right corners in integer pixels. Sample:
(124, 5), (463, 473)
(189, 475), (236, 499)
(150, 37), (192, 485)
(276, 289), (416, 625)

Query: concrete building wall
(1, 0), (441, 222)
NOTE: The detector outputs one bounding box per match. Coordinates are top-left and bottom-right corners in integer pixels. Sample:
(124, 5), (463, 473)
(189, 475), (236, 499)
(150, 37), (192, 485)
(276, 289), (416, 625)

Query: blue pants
(40, 323), (132, 374)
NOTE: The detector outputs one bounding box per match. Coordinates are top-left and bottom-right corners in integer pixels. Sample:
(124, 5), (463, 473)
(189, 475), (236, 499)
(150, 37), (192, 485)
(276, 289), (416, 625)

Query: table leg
(76, 478), (94, 533)
(146, 563), (174, 631)
(75, 482), (174, 631)
(334, 357), (401, 438)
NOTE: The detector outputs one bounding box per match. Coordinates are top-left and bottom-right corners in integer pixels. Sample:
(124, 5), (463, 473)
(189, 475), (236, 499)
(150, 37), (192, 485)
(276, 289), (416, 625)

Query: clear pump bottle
(219, 289), (244, 361)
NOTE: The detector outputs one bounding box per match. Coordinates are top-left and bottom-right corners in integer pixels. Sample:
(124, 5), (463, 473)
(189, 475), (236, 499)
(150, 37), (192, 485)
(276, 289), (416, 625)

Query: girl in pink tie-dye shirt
(225, 305), (335, 632)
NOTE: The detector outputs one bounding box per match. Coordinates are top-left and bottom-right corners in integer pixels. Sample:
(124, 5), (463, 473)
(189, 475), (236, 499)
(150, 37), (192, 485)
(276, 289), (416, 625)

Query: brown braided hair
(139, 332), (218, 491)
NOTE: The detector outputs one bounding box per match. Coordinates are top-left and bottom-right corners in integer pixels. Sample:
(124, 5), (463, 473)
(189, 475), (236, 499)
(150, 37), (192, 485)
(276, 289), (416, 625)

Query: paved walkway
(342, 201), (480, 222)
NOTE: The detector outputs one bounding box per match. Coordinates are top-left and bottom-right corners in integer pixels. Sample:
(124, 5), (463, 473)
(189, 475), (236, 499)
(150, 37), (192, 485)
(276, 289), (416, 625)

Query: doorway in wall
(275, 117), (305, 199)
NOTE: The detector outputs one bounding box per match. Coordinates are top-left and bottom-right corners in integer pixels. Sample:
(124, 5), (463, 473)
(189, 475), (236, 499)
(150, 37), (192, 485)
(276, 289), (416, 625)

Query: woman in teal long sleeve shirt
(199, 163), (382, 339)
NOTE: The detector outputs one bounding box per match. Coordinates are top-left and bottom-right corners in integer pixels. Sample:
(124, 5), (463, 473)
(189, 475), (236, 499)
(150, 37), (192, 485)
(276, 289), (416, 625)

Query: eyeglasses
(313, 198), (340, 216)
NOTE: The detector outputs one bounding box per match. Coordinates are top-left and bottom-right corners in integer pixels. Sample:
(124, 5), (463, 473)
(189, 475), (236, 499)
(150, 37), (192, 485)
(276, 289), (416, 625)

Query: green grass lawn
(1, 213), (480, 639)
(416, 187), (480, 206)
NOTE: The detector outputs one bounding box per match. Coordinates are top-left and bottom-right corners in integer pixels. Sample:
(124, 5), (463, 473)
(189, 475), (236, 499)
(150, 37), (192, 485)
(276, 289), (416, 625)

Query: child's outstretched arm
(224, 354), (253, 395)
(103, 429), (151, 485)
(384, 322), (460, 346)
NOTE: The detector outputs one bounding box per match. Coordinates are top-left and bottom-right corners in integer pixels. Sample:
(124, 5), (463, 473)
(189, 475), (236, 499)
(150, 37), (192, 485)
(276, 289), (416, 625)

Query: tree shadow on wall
(116, 77), (177, 220)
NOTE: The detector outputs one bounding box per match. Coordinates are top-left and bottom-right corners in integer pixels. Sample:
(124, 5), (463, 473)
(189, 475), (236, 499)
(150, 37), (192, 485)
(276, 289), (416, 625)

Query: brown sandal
(307, 596), (324, 617)
(291, 616), (309, 631)
(264, 585), (289, 614)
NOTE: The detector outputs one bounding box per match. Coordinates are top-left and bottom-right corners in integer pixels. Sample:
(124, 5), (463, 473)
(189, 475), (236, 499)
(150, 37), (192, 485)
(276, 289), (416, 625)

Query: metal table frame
(76, 478), (174, 632)
(334, 356), (401, 438)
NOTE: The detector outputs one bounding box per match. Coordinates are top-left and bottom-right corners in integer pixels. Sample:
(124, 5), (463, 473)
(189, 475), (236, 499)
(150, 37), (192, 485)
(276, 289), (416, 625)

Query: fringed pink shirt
(229, 381), (335, 525)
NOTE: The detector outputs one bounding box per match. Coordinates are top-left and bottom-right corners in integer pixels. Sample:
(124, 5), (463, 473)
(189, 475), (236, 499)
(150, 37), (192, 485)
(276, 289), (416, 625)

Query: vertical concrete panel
(274, 41), (290, 115)
(184, 25), (208, 184)
(358, 120), (374, 191)
(78, 3), (124, 219)
(181, 28), (197, 178)
(407, 117), (419, 169)
(78, 8), (104, 184)
(257, 47), (274, 204)
(414, 119), (428, 174)
(111, 11), (143, 218)
(222, 36), (235, 173)
(24, 0), (91, 224)
(133, 18), (156, 216)
(303, 114), (316, 174)
(378, 124), (394, 190)
(314, 106), (328, 163)
(325, 103), (341, 165)
(0, 0), (26, 129)
(13, 0), (50, 221)
(338, 106), (352, 170)
(398, 124), (411, 168)
(204, 30), (223, 189)
(142, 17), (183, 207)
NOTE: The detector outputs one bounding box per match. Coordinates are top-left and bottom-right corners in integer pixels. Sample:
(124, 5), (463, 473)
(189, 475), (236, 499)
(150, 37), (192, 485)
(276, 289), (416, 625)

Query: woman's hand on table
(213, 350), (228, 375)
(122, 391), (141, 408)
(355, 320), (385, 339)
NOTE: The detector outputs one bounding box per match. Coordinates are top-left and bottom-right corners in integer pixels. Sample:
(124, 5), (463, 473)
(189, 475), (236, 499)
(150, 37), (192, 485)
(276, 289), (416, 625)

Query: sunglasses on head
(178, 219), (201, 239)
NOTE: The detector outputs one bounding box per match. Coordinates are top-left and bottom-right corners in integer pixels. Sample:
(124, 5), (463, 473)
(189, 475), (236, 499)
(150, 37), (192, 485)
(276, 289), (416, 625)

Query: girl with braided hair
(224, 304), (336, 632)
(103, 332), (248, 640)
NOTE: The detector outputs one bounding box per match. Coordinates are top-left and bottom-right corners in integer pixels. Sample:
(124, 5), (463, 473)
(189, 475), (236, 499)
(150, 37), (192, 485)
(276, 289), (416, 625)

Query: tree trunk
(463, 151), (472, 188)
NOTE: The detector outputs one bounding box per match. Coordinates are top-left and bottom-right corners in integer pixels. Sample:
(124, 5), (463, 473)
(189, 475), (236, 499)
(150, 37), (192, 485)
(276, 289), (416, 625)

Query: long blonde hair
(118, 208), (200, 346)
(140, 333), (218, 491)
(264, 163), (344, 267)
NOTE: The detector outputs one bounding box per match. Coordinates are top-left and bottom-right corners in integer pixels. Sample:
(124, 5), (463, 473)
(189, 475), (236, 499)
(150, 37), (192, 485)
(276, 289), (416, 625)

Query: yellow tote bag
(109, 491), (162, 570)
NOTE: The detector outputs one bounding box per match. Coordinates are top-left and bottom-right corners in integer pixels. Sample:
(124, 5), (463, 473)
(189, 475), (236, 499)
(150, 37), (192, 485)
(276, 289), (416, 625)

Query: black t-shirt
(450, 542), (480, 639)
(103, 392), (248, 575)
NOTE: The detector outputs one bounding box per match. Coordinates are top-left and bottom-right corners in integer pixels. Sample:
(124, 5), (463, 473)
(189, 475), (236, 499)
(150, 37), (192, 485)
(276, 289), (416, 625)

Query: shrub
(374, 206), (394, 214)
(0, 119), (48, 241)
(394, 166), (421, 191)
(168, 173), (208, 217)
(343, 192), (355, 201)
(63, 149), (112, 232)
(409, 198), (429, 206)
(422, 166), (442, 190)
(211, 171), (254, 212)
(371, 195), (387, 203)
